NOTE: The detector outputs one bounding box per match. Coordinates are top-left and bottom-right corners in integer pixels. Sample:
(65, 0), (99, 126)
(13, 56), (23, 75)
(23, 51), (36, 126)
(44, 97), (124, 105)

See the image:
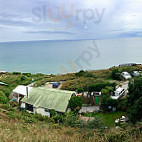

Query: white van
(111, 87), (125, 99)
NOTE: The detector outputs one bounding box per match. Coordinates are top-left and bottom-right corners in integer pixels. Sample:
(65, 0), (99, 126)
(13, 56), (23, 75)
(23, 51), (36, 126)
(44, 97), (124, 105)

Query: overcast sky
(0, 0), (142, 42)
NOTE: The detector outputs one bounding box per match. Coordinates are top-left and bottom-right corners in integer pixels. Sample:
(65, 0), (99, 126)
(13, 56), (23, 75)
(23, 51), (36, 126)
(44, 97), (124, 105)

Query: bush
(1, 104), (14, 111)
(76, 88), (84, 93)
(128, 78), (142, 105)
(87, 117), (104, 130)
(20, 76), (27, 81)
(0, 87), (11, 97)
(50, 109), (56, 117)
(117, 98), (128, 111)
(128, 97), (142, 123)
(22, 73), (31, 77)
(101, 94), (118, 112)
(68, 96), (82, 113)
(88, 82), (116, 92)
(111, 69), (121, 80)
(107, 132), (127, 142)
(0, 91), (8, 104)
(7, 112), (16, 119)
(13, 72), (21, 75)
(75, 70), (86, 77)
(64, 111), (78, 127)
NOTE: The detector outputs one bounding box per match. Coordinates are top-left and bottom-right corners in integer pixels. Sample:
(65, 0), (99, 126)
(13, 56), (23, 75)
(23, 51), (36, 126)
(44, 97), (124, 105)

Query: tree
(101, 94), (118, 112)
(128, 78), (142, 123)
(128, 78), (142, 105)
(68, 95), (82, 113)
(0, 91), (8, 104)
(101, 86), (114, 95)
(111, 69), (121, 80)
(75, 70), (85, 77)
(129, 96), (142, 123)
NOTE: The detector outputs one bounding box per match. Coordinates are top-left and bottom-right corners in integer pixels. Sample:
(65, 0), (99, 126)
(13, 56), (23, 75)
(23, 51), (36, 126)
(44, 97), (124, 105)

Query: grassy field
(83, 111), (127, 127)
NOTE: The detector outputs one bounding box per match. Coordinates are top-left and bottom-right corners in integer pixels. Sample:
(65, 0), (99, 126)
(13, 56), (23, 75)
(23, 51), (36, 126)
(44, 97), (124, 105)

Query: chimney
(26, 87), (28, 98)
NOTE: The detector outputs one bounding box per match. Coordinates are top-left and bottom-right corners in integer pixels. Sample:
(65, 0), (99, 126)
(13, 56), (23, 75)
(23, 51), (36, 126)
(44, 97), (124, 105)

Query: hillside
(0, 105), (141, 142)
(0, 66), (142, 141)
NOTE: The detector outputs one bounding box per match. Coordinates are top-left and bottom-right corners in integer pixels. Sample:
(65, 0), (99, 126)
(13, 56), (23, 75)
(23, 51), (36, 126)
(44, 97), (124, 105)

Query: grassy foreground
(0, 105), (141, 142)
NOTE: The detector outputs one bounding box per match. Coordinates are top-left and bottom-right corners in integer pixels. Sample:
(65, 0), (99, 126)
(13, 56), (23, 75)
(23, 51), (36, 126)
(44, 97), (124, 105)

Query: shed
(11, 85), (32, 102)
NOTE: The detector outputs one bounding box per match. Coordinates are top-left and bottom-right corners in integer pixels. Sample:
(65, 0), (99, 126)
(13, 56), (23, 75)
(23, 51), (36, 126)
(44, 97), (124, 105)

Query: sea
(0, 37), (142, 75)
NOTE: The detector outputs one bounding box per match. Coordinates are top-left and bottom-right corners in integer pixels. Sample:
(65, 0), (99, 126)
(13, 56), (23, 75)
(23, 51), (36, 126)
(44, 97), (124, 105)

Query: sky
(0, 0), (142, 42)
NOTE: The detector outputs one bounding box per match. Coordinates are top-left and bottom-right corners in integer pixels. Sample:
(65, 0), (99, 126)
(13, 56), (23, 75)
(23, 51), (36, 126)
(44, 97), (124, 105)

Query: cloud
(27, 30), (74, 35)
(0, 0), (142, 42)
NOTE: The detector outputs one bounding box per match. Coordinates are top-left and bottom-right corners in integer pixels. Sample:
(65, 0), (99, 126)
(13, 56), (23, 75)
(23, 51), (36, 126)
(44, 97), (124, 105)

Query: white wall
(35, 107), (50, 117)
(21, 102), (26, 108)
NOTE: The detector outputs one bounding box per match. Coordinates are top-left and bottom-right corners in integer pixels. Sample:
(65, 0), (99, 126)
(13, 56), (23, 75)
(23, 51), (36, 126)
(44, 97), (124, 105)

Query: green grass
(83, 111), (127, 127)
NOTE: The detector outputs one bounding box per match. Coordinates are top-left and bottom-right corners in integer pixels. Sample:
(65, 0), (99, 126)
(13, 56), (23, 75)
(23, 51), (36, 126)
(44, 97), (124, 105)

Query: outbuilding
(11, 85), (32, 102)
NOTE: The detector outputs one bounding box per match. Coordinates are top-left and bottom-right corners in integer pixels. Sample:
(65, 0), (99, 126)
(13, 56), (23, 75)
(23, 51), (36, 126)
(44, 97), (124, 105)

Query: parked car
(52, 82), (60, 88)
(121, 72), (132, 80)
(131, 71), (140, 77)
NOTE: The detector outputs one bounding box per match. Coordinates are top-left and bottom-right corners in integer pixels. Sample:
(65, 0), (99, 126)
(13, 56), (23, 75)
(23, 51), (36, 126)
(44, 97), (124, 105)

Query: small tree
(111, 69), (121, 80)
(68, 95), (82, 113)
(75, 70), (85, 77)
(76, 88), (84, 94)
(101, 94), (118, 112)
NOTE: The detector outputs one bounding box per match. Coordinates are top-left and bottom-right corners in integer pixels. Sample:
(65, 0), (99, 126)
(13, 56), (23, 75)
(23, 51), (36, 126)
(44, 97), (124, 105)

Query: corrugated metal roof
(22, 88), (75, 113)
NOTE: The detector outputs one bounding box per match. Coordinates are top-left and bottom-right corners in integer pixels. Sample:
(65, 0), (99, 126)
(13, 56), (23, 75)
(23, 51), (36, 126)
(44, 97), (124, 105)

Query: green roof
(22, 88), (75, 113)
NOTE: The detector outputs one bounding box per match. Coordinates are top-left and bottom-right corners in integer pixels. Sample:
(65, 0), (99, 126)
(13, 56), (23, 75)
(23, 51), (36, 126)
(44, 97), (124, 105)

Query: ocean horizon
(0, 37), (142, 75)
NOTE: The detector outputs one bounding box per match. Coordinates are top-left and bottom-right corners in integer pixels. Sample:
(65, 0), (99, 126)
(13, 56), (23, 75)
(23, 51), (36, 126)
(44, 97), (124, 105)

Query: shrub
(1, 104), (14, 111)
(64, 111), (78, 127)
(107, 132), (127, 142)
(75, 70), (86, 77)
(111, 69), (121, 80)
(0, 87), (11, 97)
(13, 72), (21, 75)
(128, 97), (142, 123)
(76, 88), (84, 93)
(65, 129), (74, 136)
(53, 114), (64, 123)
(101, 94), (118, 112)
(0, 91), (8, 104)
(128, 78), (142, 105)
(20, 76), (27, 81)
(68, 96), (82, 113)
(88, 82), (116, 92)
(50, 109), (56, 117)
(7, 112), (16, 119)
(23, 73), (31, 77)
(87, 117), (104, 130)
